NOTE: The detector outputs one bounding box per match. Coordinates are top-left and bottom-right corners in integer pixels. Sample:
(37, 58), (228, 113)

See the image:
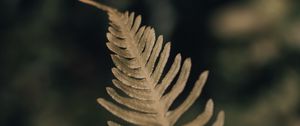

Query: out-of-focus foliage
(211, 0), (300, 126)
(1, 0), (299, 126)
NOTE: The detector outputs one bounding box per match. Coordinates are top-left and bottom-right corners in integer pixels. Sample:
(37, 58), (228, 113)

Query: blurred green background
(1, 0), (300, 126)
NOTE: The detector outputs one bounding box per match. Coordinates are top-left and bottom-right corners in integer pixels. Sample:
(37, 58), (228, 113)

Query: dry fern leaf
(80, 0), (225, 125)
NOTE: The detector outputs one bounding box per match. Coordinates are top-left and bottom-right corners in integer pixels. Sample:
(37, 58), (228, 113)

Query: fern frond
(80, 0), (225, 125)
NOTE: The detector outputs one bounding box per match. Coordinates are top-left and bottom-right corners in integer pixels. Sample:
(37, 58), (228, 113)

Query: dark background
(1, 0), (300, 126)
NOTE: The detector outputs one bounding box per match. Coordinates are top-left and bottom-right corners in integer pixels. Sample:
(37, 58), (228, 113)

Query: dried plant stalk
(80, 0), (225, 125)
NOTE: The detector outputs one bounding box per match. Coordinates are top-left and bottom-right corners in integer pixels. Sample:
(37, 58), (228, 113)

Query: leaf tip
(202, 70), (209, 78)
(213, 110), (225, 126)
(106, 87), (114, 92)
(183, 58), (192, 67)
(207, 98), (214, 107)
(97, 97), (105, 104)
(79, 0), (115, 12)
